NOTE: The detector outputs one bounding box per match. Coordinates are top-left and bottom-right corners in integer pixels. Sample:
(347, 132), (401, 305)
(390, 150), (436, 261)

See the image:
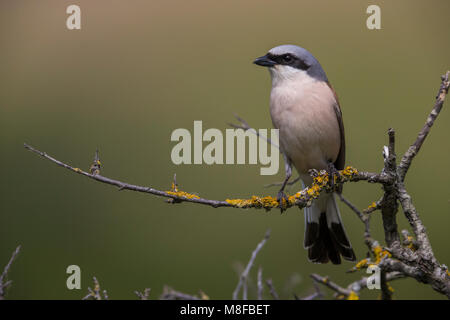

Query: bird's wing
(326, 82), (345, 170)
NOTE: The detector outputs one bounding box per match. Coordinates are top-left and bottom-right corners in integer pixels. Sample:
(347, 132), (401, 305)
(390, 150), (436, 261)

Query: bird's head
(254, 44), (328, 85)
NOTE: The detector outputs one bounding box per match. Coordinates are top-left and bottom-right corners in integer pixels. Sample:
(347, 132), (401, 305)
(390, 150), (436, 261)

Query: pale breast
(270, 78), (341, 175)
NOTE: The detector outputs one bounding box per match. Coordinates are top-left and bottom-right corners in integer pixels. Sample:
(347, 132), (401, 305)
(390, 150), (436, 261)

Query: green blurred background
(1, 0), (449, 300)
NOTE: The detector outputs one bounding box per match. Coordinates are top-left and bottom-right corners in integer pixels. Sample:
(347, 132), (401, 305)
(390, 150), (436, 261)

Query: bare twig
(310, 274), (352, 298)
(338, 194), (373, 246)
(257, 266), (263, 300)
(301, 281), (323, 300)
(264, 176), (301, 188)
(398, 71), (450, 180)
(265, 279), (279, 300)
(135, 288), (151, 300)
(160, 286), (201, 300)
(337, 193), (365, 222)
(233, 229), (270, 300)
(82, 277), (108, 300)
(229, 114), (279, 149)
(311, 271), (406, 299)
(0, 245), (21, 300)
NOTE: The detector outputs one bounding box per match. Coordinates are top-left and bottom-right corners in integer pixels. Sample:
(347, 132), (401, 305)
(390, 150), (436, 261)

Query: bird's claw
(277, 190), (289, 213)
(327, 162), (341, 190)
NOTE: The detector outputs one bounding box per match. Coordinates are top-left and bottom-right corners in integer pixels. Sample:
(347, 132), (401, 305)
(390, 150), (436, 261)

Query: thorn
(90, 148), (101, 175)
(173, 173), (177, 190)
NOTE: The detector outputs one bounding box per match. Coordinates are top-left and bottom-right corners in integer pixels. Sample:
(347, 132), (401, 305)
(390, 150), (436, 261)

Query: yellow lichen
(166, 190), (200, 200)
(354, 258), (369, 270)
(73, 168), (82, 173)
(373, 245), (392, 264)
(368, 202), (377, 210)
(363, 201), (378, 214)
(406, 236), (416, 250)
(224, 166), (359, 210)
(341, 166), (358, 178)
(225, 196), (280, 209)
(287, 195), (298, 205)
(347, 291), (359, 300)
(388, 284), (394, 293)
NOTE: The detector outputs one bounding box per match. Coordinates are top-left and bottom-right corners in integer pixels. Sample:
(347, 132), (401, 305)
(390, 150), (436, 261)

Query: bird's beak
(253, 54), (276, 67)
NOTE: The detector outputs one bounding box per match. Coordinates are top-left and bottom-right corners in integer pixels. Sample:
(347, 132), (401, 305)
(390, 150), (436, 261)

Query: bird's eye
(282, 54), (293, 63)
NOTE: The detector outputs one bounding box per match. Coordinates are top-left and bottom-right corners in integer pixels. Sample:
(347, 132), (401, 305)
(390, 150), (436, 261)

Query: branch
(159, 286), (206, 300)
(310, 274), (352, 298)
(379, 128), (401, 247)
(380, 270), (393, 300)
(24, 71), (450, 300)
(0, 245), (21, 300)
(339, 72), (450, 299)
(300, 281), (324, 300)
(338, 194), (374, 248)
(265, 279), (279, 300)
(229, 114), (279, 149)
(311, 271), (406, 300)
(398, 71), (450, 180)
(232, 229), (270, 300)
(257, 266), (263, 300)
(24, 143), (390, 212)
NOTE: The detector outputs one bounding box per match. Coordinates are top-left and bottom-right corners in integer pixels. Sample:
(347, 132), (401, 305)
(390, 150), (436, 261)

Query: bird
(254, 44), (356, 264)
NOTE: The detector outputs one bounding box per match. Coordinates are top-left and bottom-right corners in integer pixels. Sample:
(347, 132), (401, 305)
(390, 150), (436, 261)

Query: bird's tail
(303, 193), (356, 264)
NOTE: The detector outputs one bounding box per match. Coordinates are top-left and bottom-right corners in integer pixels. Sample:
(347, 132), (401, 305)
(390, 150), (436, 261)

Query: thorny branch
(23, 71), (450, 299)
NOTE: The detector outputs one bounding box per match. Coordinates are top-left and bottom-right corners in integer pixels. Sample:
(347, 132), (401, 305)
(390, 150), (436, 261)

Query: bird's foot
(327, 162), (340, 190)
(277, 190), (289, 213)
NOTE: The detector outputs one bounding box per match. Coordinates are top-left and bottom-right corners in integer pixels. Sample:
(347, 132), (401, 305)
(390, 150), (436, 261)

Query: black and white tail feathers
(304, 193), (356, 264)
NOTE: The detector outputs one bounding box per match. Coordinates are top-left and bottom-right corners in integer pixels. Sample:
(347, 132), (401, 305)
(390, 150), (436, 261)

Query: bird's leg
(327, 161), (340, 191)
(277, 155), (292, 212)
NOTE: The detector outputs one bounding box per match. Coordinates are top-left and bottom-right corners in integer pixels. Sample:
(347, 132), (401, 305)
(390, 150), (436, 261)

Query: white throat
(269, 65), (315, 88)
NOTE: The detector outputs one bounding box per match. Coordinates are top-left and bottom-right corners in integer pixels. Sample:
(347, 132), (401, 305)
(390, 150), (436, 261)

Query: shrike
(254, 44), (356, 264)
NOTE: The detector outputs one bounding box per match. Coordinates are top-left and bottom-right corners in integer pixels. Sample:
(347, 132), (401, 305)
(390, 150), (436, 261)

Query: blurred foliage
(0, 0), (449, 299)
